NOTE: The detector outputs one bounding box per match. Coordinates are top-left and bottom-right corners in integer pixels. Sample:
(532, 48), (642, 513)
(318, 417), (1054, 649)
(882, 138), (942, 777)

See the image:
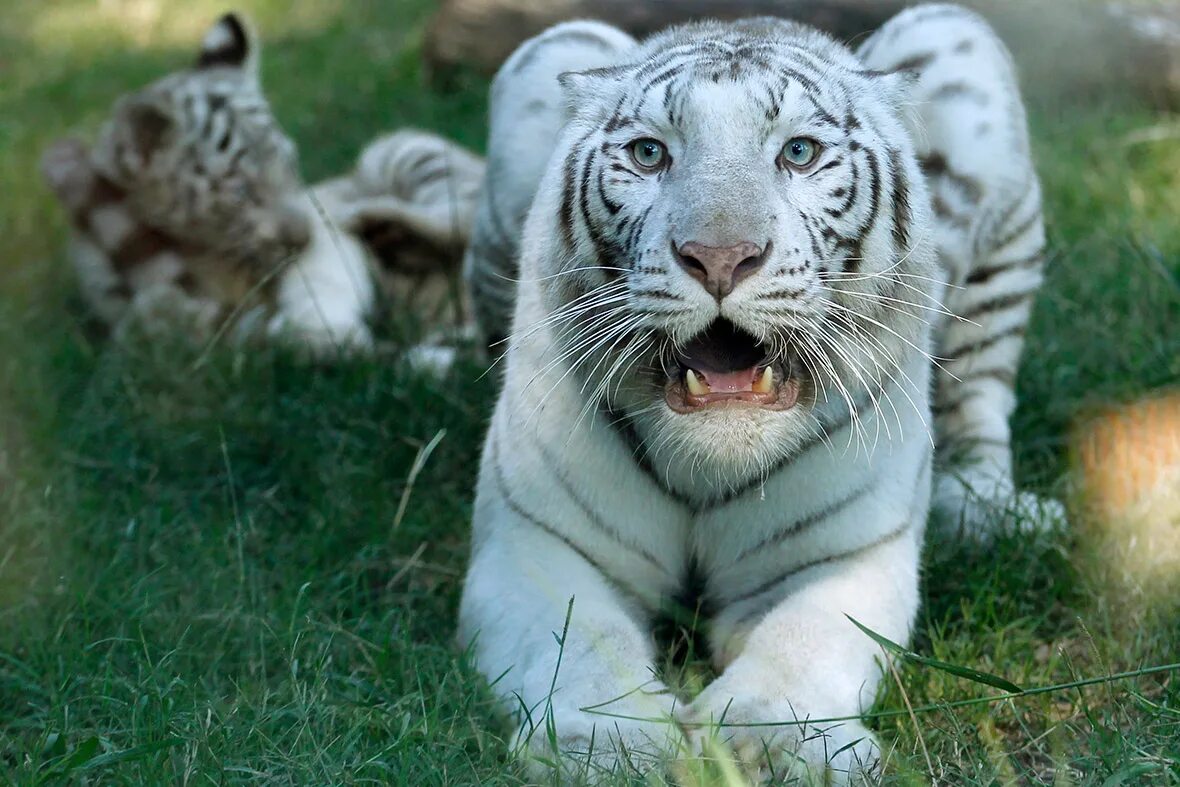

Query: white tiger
(459, 5), (1053, 782)
(41, 13), (482, 358)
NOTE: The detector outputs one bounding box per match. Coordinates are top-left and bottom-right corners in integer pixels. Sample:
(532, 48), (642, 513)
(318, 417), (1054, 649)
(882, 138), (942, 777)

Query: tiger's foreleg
(681, 478), (927, 785)
(458, 396), (687, 780)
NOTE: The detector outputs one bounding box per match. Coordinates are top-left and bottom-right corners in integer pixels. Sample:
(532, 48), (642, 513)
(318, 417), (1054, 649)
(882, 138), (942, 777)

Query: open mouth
(664, 319), (801, 413)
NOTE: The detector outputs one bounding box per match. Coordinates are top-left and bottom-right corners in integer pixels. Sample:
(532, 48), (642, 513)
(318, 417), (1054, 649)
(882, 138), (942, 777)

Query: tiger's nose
(675, 240), (767, 300)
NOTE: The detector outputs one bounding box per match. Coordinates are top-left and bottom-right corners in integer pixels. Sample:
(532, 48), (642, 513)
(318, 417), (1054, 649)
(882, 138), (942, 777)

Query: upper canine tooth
(753, 367), (774, 394)
(685, 369), (710, 396)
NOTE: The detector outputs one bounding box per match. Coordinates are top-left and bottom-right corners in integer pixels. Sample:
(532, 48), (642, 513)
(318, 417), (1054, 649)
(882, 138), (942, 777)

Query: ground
(1, 1), (1178, 784)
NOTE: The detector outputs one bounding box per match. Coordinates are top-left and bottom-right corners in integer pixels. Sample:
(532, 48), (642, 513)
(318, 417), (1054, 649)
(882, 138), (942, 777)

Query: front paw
(933, 469), (1067, 539)
(41, 138), (96, 210)
(117, 285), (223, 343)
(680, 684), (880, 785)
(266, 313), (374, 358)
(515, 699), (686, 784)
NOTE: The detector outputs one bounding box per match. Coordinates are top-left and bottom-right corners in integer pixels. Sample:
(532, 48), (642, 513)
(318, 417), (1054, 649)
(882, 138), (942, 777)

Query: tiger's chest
(580, 394), (930, 616)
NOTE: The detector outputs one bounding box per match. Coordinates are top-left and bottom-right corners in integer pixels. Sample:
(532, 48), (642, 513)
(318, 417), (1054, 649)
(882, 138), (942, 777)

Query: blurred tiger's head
(91, 13), (309, 269)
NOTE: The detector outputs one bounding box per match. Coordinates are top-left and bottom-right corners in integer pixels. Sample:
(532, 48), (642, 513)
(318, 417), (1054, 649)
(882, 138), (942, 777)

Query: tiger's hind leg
(932, 177), (1065, 533)
(859, 5), (1067, 536)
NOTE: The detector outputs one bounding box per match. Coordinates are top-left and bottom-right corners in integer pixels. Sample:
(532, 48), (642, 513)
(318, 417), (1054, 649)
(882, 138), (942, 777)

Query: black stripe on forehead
(782, 43), (862, 84)
(641, 29), (793, 65)
(641, 61), (690, 92)
(632, 33), (781, 89)
(617, 34), (861, 134)
(804, 92), (843, 131)
(666, 81), (691, 129)
(759, 81), (782, 121)
(603, 94), (635, 134)
(630, 61), (847, 137)
(631, 44), (708, 82)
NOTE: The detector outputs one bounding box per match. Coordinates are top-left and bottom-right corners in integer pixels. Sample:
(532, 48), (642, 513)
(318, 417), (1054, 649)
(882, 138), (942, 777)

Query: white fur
(265, 188), (376, 354)
(459, 14), (952, 784)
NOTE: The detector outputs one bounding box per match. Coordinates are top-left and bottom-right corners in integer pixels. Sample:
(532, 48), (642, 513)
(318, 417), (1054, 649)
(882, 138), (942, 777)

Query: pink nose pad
(675, 240), (766, 300)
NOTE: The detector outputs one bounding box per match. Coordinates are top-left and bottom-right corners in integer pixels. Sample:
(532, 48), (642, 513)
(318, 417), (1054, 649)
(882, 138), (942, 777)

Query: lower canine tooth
(752, 367), (774, 394)
(685, 369), (710, 396)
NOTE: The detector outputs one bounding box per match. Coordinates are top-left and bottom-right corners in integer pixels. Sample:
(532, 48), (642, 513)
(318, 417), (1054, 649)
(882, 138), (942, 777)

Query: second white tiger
(42, 13), (483, 357)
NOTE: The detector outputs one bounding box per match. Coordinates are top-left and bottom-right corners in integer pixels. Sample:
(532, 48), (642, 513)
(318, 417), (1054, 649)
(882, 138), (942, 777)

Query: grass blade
(391, 428), (447, 533)
(75, 738), (184, 772)
(847, 615), (1024, 694)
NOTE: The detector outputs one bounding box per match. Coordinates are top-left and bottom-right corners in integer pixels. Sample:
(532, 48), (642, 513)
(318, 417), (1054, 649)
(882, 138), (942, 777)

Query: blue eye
(781, 137), (821, 169)
(629, 138), (668, 171)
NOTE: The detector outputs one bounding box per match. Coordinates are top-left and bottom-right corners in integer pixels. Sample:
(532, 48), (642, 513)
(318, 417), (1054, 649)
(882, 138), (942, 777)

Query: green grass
(1, 1), (1178, 784)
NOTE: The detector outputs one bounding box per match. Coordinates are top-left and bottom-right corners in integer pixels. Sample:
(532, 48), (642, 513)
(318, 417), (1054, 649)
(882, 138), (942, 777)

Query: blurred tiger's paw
(514, 702), (685, 784)
(680, 680), (881, 785)
(933, 469), (1068, 539)
(41, 138), (98, 211)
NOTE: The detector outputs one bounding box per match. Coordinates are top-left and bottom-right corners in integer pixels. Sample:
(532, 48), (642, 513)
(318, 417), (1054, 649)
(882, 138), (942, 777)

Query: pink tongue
(698, 367), (759, 393)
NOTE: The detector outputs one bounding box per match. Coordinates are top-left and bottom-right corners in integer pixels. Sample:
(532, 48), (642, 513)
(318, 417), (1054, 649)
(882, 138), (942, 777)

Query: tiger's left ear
(195, 12), (259, 75)
(558, 66), (625, 121)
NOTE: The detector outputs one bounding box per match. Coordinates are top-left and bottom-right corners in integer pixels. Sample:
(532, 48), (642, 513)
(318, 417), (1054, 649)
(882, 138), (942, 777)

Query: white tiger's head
(527, 19), (939, 487)
(91, 13), (308, 268)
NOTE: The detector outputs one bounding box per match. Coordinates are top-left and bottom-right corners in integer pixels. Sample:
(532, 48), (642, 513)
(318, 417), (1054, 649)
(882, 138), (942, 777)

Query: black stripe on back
(943, 323), (1025, 360)
(965, 252), (1044, 286)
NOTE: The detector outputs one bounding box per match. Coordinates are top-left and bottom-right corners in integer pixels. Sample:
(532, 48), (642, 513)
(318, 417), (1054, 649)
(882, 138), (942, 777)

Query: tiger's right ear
(558, 66), (625, 121)
(879, 69), (918, 104)
(195, 12), (259, 75)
